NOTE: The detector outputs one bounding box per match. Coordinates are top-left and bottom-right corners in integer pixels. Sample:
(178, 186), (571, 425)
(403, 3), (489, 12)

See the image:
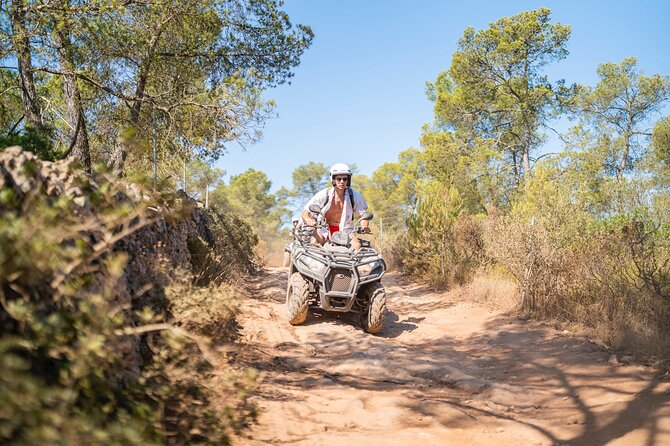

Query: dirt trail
(233, 267), (670, 446)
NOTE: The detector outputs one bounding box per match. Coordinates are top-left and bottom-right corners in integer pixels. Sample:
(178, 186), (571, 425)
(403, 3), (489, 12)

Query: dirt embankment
(233, 267), (670, 446)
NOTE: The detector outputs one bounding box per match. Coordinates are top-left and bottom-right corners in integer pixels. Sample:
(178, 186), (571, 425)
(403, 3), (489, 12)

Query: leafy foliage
(0, 126), (58, 161)
(430, 7), (573, 187)
(208, 168), (288, 264)
(572, 58), (670, 183)
(0, 149), (258, 444)
(368, 8), (670, 362)
(0, 0), (314, 173)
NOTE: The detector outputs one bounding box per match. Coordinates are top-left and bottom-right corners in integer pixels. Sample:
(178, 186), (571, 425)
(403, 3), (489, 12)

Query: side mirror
(359, 212), (373, 221)
(308, 204), (322, 214)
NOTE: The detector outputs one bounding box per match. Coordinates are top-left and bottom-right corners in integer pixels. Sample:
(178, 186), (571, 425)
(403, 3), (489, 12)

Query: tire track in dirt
(236, 273), (321, 444)
(234, 267), (670, 446)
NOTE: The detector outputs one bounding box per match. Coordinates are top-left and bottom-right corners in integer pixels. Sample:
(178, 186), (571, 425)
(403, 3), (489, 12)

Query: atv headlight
(357, 261), (378, 277)
(301, 256), (326, 274)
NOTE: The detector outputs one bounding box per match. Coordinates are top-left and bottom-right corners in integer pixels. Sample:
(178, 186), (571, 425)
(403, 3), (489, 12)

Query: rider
(300, 163), (371, 249)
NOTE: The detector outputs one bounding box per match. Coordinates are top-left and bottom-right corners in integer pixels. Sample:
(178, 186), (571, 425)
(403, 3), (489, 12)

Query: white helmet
(330, 163), (352, 177)
(329, 163), (352, 186)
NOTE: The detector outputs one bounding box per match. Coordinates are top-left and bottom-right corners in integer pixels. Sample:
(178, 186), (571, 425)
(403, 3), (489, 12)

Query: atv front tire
(286, 272), (310, 325)
(361, 282), (386, 334)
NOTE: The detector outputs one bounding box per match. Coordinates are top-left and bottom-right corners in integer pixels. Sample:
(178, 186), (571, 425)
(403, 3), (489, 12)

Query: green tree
(282, 162), (333, 219)
(6, 0), (43, 128)
(652, 116), (670, 169)
(187, 159), (225, 207)
(430, 7), (572, 188)
(363, 148), (424, 232)
(290, 161), (329, 203)
(0, 0), (314, 174)
(575, 58), (670, 181)
(211, 168), (287, 242)
(420, 130), (509, 213)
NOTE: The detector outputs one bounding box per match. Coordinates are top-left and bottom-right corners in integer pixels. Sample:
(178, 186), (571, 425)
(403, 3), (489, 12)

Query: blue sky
(216, 0), (670, 191)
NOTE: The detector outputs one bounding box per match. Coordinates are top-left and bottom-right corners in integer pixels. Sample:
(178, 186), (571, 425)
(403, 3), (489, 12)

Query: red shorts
(328, 224), (339, 236)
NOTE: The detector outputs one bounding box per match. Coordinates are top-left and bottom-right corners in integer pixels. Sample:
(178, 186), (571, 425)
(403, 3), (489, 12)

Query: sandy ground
(232, 267), (670, 446)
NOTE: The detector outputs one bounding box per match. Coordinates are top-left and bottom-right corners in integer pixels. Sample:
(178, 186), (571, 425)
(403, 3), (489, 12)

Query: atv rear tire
(282, 251), (291, 268)
(286, 272), (310, 325)
(361, 282), (386, 334)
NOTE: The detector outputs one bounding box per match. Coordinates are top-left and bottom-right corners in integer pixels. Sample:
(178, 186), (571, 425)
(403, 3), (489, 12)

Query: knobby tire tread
(287, 272), (310, 325)
(362, 282), (386, 334)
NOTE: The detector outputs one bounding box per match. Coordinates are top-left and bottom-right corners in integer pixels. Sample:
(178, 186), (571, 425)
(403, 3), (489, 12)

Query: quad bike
(282, 227), (296, 268)
(285, 204), (387, 334)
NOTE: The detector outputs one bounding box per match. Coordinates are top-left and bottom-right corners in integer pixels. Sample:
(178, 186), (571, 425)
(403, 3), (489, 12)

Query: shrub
(399, 182), (484, 287)
(0, 148), (257, 444)
(485, 168), (670, 361)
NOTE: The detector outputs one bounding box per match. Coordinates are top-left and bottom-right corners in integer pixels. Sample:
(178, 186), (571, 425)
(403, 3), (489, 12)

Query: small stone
(608, 354), (620, 366)
(73, 196), (87, 207)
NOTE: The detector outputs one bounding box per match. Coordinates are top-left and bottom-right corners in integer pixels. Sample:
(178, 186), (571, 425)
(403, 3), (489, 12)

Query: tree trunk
(522, 137), (531, 187)
(10, 1), (43, 127)
(110, 141), (127, 176)
(111, 62), (151, 175)
(130, 68), (149, 125)
(512, 150), (520, 186)
(56, 28), (91, 172)
(618, 120), (633, 182)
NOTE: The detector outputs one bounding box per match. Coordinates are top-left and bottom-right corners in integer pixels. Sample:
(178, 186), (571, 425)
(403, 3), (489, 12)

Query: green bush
(0, 150), (257, 444)
(0, 126), (58, 161)
(399, 182), (484, 287)
(485, 167), (670, 361)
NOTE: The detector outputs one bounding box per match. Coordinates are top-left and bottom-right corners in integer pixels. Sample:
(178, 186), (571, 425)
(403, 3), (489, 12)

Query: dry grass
(167, 278), (241, 342)
(455, 272), (519, 312)
(482, 208), (670, 368)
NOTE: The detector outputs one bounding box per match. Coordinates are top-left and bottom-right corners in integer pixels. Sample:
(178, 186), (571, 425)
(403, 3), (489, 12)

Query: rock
(0, 147), (226, 378)
(0, 147), (41, 200)
(73, 196), (87, 207)
(608, 354), (620, 366)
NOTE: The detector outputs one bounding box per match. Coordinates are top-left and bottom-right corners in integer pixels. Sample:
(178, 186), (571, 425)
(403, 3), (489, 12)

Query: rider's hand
(360, 227), (371, 234)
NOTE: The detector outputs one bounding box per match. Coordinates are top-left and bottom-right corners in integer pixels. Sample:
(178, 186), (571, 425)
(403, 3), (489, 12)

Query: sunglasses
(334, 176), (348, 182)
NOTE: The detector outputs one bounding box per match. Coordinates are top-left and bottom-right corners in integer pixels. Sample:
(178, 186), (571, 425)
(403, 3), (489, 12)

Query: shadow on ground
(244, 269), (670, 445)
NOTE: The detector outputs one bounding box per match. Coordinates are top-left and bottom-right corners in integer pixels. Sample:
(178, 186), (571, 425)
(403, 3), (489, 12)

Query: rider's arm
(301, 209), (316, 226)
(302, 189), (328, 226)
(352, 190), (370, 232)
